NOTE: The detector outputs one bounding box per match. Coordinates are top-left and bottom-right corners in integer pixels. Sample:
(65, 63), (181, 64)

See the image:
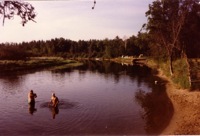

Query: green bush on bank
(149, 58), (191, 89)
(172, 59), (190, 89)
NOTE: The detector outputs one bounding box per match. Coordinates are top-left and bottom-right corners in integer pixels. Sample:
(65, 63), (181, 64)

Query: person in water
(28, 90), (37, 105)
(50, 93), (59, 108)
(28, 90), (37, 115)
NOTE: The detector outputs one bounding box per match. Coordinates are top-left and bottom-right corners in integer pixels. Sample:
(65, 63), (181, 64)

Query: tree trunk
(169, 55), (173, 76)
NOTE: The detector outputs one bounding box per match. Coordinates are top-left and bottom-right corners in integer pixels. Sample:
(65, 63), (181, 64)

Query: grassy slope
(188, 59), (200, 90)
(0, 57), (83, 72)
(146, 58), (200, 90)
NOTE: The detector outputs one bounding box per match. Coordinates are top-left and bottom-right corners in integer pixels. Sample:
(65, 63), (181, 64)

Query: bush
(151, 58), (190, 89)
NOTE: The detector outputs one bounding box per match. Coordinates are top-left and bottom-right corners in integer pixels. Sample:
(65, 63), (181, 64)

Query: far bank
(0, 57), (83, 72)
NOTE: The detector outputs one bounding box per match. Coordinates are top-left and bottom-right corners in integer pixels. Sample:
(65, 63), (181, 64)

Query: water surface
(0, 61), (173, 135)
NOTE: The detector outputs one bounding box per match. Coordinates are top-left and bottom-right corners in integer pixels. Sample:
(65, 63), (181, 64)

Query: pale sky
(0, 0), (154, 43)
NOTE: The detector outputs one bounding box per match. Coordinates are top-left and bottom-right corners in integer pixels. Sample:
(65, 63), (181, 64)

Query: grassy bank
(146, 58), (193, 90)
(188, 59), (200, 90)
(112, 57), (193, 90)
(0, 57), (83, 72)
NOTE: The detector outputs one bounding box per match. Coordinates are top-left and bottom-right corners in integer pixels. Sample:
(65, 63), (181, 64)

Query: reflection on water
(40, 100), (78, 109)
(51, 107), (59, 119)
(135, 85), (173, 134)
(0, 60), (173, 135)
(40, 100), (78, 119)
(28, 103), (37, 115)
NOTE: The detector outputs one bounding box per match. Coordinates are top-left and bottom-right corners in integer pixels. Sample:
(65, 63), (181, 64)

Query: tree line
(0, 35), (150, 60)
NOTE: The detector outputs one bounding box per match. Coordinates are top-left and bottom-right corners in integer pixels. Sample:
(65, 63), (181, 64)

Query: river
(0, 60), (173, 135)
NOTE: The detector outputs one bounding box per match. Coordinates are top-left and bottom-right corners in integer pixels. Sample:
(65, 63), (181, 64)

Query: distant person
(28, 90), (37, 105)
(49, 93), (59, 108)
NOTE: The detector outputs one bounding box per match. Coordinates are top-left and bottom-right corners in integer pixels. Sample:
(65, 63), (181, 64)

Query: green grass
(147, 58), (191, 89)
(188, 59), (200, 90)
(0, 57), (83, 72)
(172, 59), (190, 89)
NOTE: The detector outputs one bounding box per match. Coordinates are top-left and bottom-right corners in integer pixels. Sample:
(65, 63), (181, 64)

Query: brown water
(0, 61), (173, 135)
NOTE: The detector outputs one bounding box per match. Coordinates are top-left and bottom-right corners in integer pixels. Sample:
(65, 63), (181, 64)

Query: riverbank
(145, 60), (200, 135)
(0, 57), (83, 72)
(112, 57), (200, 134)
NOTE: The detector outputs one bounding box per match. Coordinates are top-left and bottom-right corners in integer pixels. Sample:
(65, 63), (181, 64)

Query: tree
(145, 0), (199, 75)
(126, 35), (138, 56)
(0, 0), (36, 26)
(180, 1), (200, 58)
(135, 32), (150, 56)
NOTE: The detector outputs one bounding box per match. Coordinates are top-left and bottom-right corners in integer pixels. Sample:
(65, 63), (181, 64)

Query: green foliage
(0, 35), (149, 60)
(143, 0), (199, 82)
(0, 44), (29, 60)
(172, 59), (190, 89)
(188, 59), (200, 90)
(145, 0), (200, 59)
(152, 58), (190, 89)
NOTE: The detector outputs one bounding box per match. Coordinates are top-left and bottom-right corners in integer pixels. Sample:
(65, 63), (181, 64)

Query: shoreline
(92, 58), (200, 134)
(115, 57), (200, 134)
(156, 68), (200, 135)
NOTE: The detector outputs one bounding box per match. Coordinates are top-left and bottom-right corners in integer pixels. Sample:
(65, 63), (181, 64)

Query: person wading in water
(49, 93), (59, 119)
(28, 90), (37, 114)
(28, 90), (37, 105)
(49, 93), (59, 108)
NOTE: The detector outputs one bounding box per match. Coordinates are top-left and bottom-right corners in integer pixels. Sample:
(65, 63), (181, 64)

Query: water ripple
(39, 99), (78, 109)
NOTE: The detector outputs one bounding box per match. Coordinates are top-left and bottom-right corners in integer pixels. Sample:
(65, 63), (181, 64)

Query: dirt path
(159, 70), (200, 135)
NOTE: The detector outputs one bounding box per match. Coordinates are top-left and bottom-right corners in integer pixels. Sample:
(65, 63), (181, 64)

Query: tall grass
(148, 57), (191, 89)
(172, 58), (190, 89)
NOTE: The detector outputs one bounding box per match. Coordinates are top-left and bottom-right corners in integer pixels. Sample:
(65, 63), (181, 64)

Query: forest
(0, 35), (149, 60)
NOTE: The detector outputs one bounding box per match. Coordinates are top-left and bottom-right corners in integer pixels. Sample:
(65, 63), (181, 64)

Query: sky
(0, 0), (154, 43)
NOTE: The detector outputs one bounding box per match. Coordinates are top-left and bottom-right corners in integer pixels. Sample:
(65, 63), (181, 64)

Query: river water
(0, 61), (173, 135)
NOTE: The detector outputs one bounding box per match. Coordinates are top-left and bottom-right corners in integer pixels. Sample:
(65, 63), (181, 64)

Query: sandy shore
(157, 70), (200, 135)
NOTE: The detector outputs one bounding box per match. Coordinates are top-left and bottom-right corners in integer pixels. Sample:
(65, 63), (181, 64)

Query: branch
(0, 1), (36, 26)
(171, 10), (187, 51)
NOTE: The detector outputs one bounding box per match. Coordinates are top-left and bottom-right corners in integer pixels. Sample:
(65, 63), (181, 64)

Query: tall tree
(145, 0), (199, 75)
(180, 0), (200, 58)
